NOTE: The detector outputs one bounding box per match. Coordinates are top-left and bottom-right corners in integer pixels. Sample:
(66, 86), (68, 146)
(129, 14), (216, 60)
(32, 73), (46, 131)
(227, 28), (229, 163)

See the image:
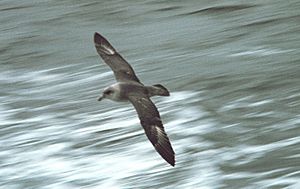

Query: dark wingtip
(164, 156), (175, 167)
(168, 155), (175, 166)
(170, 159), (175, 167)
(155, 142), (175, 167)
(93, 32), (116, 55)
(94, 32), (103, 45)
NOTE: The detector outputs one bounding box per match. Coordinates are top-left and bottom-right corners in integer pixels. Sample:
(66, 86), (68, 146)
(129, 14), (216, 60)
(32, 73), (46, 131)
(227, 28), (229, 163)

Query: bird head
(98, 87), (115, 101)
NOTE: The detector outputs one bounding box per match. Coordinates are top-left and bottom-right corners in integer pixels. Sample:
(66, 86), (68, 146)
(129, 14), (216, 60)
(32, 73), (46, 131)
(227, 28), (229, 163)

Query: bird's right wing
(128, 95), (175, 166)
(94, 32), (141, 83)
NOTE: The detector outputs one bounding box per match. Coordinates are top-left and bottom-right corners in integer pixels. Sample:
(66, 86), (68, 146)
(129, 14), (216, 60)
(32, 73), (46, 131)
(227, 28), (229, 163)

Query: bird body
(100, 82), (146, 102)
(94, 32), (175, 166)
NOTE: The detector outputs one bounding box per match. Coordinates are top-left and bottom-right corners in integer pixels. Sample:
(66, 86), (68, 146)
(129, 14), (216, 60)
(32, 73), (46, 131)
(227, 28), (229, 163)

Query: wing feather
(94, 32), (141, 83)
(128, 95), (175, 166)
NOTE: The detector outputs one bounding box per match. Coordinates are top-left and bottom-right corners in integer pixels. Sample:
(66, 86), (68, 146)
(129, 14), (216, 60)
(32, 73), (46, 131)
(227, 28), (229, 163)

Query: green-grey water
(1, 0), (300, 188)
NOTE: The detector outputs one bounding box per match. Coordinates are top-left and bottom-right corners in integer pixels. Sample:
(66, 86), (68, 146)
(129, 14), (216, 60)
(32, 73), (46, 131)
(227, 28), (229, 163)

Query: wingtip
(169, 160), (175, 167)
(168, 155), (175, 167)
(155, 143), (175, 167)
(93, 32), (116, 55)
(94, 32), (103, 45)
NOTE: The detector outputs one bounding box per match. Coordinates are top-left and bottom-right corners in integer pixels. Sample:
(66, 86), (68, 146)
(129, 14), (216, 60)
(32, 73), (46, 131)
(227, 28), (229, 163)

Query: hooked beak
(98, 96), (104, 101)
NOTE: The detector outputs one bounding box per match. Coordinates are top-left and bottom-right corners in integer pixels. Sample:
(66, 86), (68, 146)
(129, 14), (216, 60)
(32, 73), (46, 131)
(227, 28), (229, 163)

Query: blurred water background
(1, 0), (300, 188)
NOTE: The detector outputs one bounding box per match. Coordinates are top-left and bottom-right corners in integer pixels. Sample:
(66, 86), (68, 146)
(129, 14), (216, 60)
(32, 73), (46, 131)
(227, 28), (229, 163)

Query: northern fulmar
(94, 32), (175, 166)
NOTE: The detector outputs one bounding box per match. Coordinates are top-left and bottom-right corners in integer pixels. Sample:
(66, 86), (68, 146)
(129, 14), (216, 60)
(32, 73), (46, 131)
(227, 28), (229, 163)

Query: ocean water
(1, 0), (300, 188)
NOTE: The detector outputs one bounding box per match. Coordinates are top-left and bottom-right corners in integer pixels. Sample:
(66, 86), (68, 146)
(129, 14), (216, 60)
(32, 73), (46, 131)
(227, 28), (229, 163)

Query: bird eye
(105, 90), (113, 95)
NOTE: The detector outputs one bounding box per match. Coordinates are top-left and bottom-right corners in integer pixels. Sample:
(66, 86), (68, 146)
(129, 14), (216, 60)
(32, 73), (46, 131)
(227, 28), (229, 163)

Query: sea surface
(1, 0), (300, 188)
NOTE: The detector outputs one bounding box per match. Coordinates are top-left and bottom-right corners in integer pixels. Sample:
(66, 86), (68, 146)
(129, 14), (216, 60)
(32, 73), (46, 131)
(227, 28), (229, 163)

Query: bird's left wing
(94, 32), (141, 83)
(128, 95), (175, 166)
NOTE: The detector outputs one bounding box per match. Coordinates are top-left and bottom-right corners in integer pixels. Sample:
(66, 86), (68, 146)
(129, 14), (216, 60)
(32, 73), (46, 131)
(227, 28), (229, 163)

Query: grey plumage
(94, 32), (175, 166)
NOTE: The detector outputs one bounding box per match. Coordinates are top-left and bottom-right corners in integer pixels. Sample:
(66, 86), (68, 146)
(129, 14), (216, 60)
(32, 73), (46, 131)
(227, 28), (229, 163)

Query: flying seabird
(94, 32), (175, 166)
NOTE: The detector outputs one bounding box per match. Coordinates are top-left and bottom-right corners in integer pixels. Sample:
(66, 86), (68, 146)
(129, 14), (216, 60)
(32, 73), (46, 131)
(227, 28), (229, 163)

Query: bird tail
(147, 84), (170, 97)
